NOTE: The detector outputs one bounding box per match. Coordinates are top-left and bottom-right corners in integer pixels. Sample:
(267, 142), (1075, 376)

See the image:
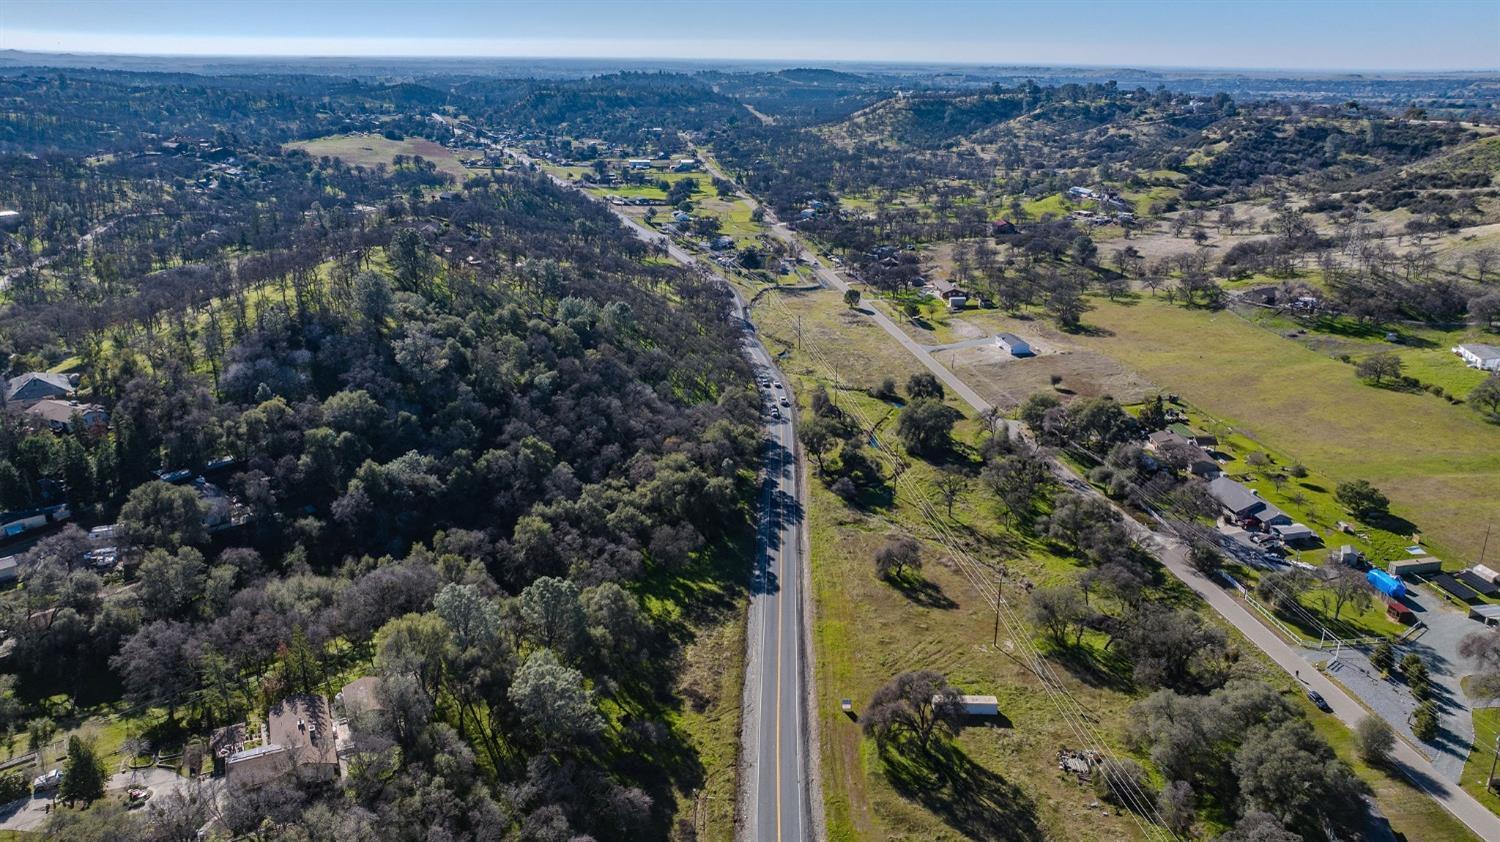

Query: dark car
(1306, 690), (1331, 712)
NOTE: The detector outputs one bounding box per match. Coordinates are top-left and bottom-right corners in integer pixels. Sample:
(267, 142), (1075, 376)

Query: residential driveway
(1301, 584), (1481, 782)
(0, 766), (210, 833)
(0, 790), (56, 833)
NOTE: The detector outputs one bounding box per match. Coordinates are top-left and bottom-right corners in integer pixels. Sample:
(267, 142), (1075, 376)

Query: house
(227, 694), (340, 790)
(1146, 431), (1221, 478)
(1068, 186), (1098, 200)
(797, 207), (817, 220)
(992, 219), (1017, 235)
(3, 372), (76, 407)
(672, 210), (692, 224)
(1454, 343), (1500, 372)
(672, 158), (700, 172)
(626, 159), (653, 170)
(930, 280), (967, 310)
(24, 400), (108, 434)
(709, 235), (735, 251)
(1206, 477), (1290, 526)
(1167, 423), (1217, 448)
(994, 333), (1033, 357)
(0, 555), (18, 585)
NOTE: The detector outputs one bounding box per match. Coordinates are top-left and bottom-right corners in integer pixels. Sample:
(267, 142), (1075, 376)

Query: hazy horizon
(2, 0), (1497, 73)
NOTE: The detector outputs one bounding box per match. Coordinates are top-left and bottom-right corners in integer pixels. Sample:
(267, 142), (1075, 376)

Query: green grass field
(748, 284), (1475, 841)
(287, 133), (470, 180)
(1070, 296), (1500, 567)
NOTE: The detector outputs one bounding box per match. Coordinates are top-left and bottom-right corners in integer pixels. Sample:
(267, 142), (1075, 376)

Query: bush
(0, 772), (26, 804)
(1093, 758), (1156, 810)
(1411, 700), (1439, 741)
(1355, 715), (1395, 764)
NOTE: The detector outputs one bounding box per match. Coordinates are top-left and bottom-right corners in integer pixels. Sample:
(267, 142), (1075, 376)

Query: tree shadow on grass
(887, 570), (959, 610)
(880, 739), (1044, 842)
(1048, 644), (1137, 695)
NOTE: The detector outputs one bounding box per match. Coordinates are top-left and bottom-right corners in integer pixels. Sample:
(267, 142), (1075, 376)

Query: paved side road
(724, 175), (1500, 840)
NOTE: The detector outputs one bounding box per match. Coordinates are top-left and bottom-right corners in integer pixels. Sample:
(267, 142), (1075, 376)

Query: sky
(1, 0), (1496, 72)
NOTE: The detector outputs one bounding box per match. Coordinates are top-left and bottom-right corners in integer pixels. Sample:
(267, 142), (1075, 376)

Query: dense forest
(0, 66), (764, 837)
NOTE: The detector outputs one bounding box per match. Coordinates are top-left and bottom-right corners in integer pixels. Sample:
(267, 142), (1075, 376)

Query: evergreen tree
(60, 736), (107, 805)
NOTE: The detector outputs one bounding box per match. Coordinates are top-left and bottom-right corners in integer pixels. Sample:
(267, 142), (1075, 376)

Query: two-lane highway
(744, 346), (813, 842)
(506, 147), (817, 841)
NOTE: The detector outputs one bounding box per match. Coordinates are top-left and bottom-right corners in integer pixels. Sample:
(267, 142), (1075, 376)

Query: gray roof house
(1207, 476), (1291, 525)
(4, 372), (75, 406)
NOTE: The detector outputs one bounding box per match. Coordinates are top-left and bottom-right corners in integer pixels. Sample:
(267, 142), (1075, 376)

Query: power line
(755, 288), (1179, 840)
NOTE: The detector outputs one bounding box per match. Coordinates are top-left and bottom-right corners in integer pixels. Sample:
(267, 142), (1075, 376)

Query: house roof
(225, 744), (293, 789)
(1459, 343), (1500, 361)
(1207, 476), (1263, 515)
(338, 677), (385, 718)
(1273, 522), (1315, 539)
(266, 694), (339, 770)
(4, 372), (74, 402)
(995, 332), (1029, 348)
(1147, 430), (1189, 449)
(25, 400), (105, 425)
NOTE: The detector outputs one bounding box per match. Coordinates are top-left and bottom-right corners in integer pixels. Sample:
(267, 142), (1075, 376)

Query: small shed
(994, 333), (1033, 357)
(958, 695), (998, 716)
(1272, 523), (1316, 545)
(0, 555), (18, 585)
(1333, 545), (1362, 567)
(1386, 599), (1415, 624)
(1389, 557), (1442, 577)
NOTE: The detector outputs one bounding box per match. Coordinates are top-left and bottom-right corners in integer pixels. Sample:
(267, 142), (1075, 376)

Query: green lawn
(1461, 707), (1500, 817)
(1071, 296), (1500, 567)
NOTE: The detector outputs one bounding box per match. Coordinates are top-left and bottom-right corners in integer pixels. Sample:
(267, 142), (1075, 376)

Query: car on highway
(771, 407), (781, 419)
(779, 397), (790, 407)
(772, 381), (782, 390)
(1306, 689), (1331, 712)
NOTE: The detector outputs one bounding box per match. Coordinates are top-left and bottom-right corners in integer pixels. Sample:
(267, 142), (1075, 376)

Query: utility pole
(1481, 523), (1493, 567)
(795, 315), (802, 349)
(1489, 734), (1500, 791)
(992, 578), (1003, 647)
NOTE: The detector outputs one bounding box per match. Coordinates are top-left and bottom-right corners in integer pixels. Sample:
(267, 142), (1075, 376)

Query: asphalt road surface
(509, 149), (816, 840)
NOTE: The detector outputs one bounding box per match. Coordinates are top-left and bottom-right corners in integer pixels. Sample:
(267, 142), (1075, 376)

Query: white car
(32, 769), (62, 791)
